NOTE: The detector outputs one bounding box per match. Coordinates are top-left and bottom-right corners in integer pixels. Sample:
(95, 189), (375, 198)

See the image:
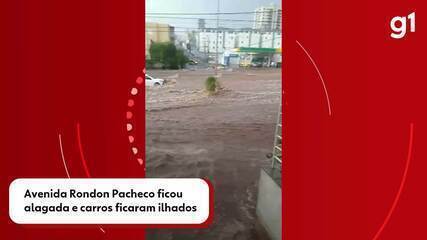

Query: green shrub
(149, 42), (188, 69)
(205, 76), (218, 93)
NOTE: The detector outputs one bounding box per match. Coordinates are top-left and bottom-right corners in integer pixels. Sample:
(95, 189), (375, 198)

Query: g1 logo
(390, 12), (416, 39)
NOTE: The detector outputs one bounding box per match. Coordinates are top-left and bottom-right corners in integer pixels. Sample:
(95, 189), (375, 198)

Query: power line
(146, 11), (267, 15)
(145, 24), (282, 30)
(145, 16), (282, 24)
(145, 26), (283, 32)
(146, 25), (255, 30)
(145, 30), (283, 33)
(146, 25), (282, 30)
(146, 28), (283, 33)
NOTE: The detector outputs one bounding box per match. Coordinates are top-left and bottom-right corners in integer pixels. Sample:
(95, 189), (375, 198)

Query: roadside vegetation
(205, 76), (220, 95)
(147, 42), (188, 69)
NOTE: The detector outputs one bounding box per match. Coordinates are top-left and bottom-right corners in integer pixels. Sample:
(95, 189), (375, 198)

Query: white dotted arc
(126, 74), (144, 166)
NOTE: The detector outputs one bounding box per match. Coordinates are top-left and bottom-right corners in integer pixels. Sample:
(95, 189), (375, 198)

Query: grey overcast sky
(146, 0), (281, 30)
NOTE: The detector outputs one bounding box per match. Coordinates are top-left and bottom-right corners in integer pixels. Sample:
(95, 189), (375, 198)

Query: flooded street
(146, 69), (280, 240)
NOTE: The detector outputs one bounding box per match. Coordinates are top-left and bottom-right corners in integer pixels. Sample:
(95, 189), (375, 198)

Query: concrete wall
(256, 168), (282, 240)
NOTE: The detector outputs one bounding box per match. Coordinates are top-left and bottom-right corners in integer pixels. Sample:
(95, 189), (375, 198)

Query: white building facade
(196, 29), (282, 55)
(253, 4), (282, 31)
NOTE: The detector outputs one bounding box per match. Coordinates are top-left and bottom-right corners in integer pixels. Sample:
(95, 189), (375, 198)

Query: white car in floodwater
(145, 74), (165, 87)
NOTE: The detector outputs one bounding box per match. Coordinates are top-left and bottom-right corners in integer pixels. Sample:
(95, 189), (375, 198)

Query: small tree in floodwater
(205, 76), (219, 94)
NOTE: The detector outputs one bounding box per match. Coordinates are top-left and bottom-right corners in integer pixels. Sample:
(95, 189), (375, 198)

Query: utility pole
(215, 0), (219, 75)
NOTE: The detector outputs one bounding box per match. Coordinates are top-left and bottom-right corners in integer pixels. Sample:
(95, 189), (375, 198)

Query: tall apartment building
(253, 4), (282, 31)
